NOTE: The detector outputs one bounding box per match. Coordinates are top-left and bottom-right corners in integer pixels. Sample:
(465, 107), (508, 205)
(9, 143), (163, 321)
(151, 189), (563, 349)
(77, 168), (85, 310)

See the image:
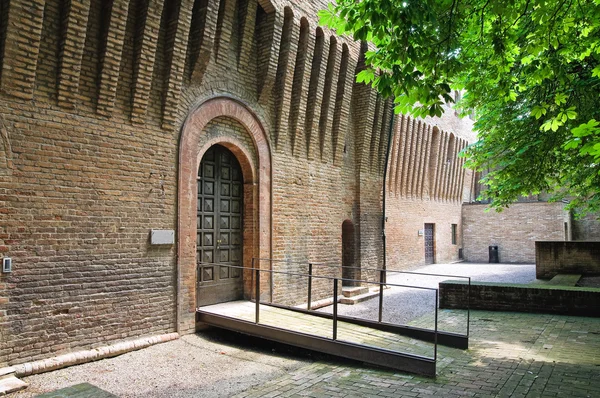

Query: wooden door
(197, 145), (243, 307)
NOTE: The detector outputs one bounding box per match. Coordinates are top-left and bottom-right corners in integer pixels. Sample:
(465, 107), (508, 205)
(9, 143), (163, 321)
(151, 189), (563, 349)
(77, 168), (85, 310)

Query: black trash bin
(489, 245), (499, 263)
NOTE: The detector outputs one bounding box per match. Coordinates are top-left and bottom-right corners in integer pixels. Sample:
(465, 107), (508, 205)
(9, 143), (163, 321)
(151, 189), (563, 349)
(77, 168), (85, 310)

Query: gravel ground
(14, 330), (313, 398)
(318, 261), (536, 327)
(11, 261), (536, 397)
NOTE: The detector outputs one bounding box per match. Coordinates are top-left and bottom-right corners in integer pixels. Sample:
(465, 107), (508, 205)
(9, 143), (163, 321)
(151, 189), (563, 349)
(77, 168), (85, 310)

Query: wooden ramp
(197, 300), (438, 377)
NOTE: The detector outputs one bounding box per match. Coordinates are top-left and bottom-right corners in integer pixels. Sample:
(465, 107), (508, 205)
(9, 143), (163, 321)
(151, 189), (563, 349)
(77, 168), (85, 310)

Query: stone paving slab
(232, 310), (600, 398)
(35, 383), (117, 397)
(0, 376), (27, 395)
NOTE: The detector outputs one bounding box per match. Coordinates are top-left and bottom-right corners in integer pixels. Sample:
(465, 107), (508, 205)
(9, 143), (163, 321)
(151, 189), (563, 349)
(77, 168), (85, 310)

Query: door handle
(216, 239), (222, 250)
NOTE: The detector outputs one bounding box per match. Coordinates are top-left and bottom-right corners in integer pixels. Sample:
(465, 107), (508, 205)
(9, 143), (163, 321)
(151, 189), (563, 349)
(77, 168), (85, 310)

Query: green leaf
(356, 69), (375, 84)
(324, 0), (600, 215)
(555, 93), (567, 105)
(563, 138), (581, 150)
(566, 108), (577, 120)
(531, 106), (547, 119)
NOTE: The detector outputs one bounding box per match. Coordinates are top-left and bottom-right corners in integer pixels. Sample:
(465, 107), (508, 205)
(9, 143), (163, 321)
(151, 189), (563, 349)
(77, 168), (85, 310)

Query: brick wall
(386, 200), (463, 268)
(0, 0), (474, 366)
(573, 214), (600, 241)
(384, 111), (473, 269)
(462, 202), (567, 263)
(536, 241), (600, 279)
(439, 281), (600, 317)
(0, 96), (178, 366)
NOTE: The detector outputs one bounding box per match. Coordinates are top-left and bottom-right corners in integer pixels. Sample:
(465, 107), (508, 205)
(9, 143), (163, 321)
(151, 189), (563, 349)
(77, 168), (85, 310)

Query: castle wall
(0, 0), (472, 366)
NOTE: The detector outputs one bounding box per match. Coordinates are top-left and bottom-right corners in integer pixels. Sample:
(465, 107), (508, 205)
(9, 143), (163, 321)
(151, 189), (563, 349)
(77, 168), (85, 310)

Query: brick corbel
(57, 0), (91, 109)
(0, 0), (46, 100)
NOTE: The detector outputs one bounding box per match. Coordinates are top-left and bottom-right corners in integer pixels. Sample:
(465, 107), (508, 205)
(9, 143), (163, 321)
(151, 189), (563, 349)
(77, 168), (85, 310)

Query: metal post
(333, 278), (338, 340)
(307, 263), (313, 311)
(467, 277), (471, 338)
(378, 269), (384, 323)
(251, 258), (255, 301)
(434, 289), (439, 361)
(255, 268), (260, 324)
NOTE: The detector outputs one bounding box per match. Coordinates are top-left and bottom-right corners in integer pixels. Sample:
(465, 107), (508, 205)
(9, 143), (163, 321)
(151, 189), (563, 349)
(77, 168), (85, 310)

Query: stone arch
(178, 97), (272, 334)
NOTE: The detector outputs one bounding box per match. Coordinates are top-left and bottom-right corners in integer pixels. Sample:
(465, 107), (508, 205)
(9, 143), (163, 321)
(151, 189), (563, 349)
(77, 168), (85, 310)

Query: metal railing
(252, 258), (471, 339)
(197, 260), (440, 363)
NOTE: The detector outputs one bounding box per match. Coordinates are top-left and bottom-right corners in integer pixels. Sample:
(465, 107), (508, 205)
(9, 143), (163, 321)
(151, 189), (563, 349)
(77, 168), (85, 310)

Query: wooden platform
(197, 300), (440, 376)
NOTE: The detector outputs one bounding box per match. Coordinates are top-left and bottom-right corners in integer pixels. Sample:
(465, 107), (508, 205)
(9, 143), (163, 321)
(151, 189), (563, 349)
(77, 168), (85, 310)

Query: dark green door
(197, 145), (243, 307)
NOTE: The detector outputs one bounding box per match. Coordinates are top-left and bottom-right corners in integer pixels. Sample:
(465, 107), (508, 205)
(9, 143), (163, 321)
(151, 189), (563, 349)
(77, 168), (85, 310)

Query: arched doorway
(342, 220), (358, 287)
(197, 145), (244, 307)
(178, 97), (272, 334)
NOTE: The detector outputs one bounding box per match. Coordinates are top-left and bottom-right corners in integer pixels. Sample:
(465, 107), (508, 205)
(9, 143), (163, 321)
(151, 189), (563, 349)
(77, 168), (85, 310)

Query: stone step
(0, 367), (15, 380)
(341, 286), (369, 298)
(339, 290), (381, 305)
(0, 375), (28, 395)
(547, 274), (582, 287)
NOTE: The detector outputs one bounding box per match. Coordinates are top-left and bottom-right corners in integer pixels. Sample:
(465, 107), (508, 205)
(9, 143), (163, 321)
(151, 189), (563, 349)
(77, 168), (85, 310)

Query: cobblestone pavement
(13, 310), (600, 398)
(11, 263), (600, 397)
(232, 311), (600, 398)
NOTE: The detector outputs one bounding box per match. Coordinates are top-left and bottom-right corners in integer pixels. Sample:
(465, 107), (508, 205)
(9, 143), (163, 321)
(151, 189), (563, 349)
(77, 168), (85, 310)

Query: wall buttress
(131, 0), (165, 124)
(394, 115), (409, 195)
(377, 99), (393, 173)
(214, 0), (234, 64)
(57, 0), (91, 108)
(161, 0), (194, 129)
(237, 0), (256, 68)
(191, 0), (219, 84)
(368, 96), (382, 170)
(273, 13), (299, 149)
(332, 45), (356, 165)
(317, 37), (339, 160)
(0, 0), (46, 100)
(305, 31), (327, 160)
(257, 10), (281, 105)
(97, 0), (131, 117)
(419, 125), (432, 198)
(387, 115), (400, 194)
(289, 21), (314, 157)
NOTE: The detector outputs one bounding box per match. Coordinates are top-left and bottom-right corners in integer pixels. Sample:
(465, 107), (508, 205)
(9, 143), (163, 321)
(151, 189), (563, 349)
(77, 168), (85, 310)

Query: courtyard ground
(10, 262), (600, 397)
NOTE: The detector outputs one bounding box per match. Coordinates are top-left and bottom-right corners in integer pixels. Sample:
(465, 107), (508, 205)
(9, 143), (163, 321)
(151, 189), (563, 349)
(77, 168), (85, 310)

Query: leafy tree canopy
(320, 0), (600, 215)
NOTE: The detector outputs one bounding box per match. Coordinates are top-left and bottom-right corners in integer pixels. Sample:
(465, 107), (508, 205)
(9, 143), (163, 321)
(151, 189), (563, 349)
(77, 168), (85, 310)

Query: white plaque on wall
(150, 230), (175, 245)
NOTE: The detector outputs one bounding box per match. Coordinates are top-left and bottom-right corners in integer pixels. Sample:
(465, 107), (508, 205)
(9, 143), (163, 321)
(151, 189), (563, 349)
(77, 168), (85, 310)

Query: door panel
(197, 145), (243, 307)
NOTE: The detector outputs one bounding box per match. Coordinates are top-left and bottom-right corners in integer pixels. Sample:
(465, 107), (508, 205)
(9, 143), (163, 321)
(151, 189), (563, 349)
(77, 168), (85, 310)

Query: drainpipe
(381, 109), (395, 284)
